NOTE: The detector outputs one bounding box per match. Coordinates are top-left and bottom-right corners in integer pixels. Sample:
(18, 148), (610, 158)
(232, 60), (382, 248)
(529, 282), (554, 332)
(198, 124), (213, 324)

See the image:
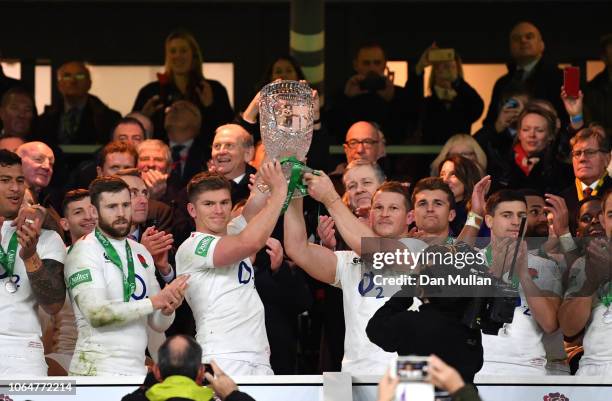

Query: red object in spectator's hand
(156, 72), (170, 85)
(563, 66), (580, 98)
(157, 73), (170, 107)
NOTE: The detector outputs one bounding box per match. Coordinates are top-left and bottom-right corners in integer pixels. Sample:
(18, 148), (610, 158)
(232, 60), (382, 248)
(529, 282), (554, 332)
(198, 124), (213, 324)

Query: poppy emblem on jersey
(528, 268), (539, 279)
(137, 254), (149, 268)
(543, 393), (569, 401)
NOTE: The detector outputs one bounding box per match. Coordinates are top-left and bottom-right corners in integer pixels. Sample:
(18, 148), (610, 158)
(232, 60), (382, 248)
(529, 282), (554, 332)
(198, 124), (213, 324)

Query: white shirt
(332, 238), (427, 375)
(175, 216), (269, 362)
(565, 257), (612, 368)
(232, 173), (246, 184)
(580, 180), (601, 192)
(481, 252), (562, 371)
(0, 221), (66, 339)
(518, 57), (541, 80)
(64, 231), (164, 376)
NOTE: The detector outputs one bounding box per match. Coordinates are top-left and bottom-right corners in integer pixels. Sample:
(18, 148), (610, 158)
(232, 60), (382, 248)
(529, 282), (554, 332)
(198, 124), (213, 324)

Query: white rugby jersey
(0, 220), (66, 338)
(565, 257), (612, 371)
(175, 216), (269, 362)
(333, 238), (427, 375)
(64, 231), (163, 376)
(481, 251), (562, 372)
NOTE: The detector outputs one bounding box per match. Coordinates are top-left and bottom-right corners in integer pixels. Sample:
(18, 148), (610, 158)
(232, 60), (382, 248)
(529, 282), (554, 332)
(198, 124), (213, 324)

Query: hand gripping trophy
(258, 80), (316, 211)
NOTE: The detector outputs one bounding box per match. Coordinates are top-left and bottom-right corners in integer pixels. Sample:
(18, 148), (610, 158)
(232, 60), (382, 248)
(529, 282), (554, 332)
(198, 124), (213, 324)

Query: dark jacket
(325, 82), (416, 145)
(146, 199), (174, 235)
(37, 94), (121, 145)
(584, 69), (612, 135)
(132, 79), (234, 141)
(483, 58), (566, 127)
(405, 72), (484, 144)
(165, 136), (210, 201)
(231, 164), (257, 206)
(474, 125), (573, 194)
(366, 289), (483, 383)
(253, 234), (313, 374)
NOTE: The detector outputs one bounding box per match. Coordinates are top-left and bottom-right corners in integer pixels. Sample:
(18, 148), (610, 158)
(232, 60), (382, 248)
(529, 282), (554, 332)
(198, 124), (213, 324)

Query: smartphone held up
(563, 66), (580, 98)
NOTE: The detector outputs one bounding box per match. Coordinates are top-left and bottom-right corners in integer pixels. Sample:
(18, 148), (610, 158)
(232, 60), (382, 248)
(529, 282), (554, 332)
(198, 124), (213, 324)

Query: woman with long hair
(437, 155), (483, 235)
(132, 30), (234, 140)
(407, 45), (484, 145)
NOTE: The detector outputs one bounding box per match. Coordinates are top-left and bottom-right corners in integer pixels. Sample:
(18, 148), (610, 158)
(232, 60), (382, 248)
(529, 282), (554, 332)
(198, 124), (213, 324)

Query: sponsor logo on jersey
(137, 254), (149, 268)
(195, 236), (215, 257)
(68, 269), (93, 289)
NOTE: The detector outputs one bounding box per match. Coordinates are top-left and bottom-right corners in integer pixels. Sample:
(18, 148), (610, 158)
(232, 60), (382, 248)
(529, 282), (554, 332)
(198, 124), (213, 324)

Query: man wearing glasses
(332, 121), (389, 178)
(560, 126), (612, 233)
(38, 61), (121, 146)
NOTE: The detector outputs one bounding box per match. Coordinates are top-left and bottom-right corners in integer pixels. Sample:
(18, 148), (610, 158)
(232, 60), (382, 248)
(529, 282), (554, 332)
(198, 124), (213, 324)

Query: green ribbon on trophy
(279, 156), (320, 214)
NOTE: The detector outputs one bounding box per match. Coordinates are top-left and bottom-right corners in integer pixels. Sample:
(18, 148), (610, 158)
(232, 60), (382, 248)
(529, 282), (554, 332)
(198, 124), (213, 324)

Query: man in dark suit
(560, 126), (612, 233)
(483, 21), (565, 127)
(209, 124), (256, 204)
(37, 61), (121, 145)
(164, 100), (210, 199)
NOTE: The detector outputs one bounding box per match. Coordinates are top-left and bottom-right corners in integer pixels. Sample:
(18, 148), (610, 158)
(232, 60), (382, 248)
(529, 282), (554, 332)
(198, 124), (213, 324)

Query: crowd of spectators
(1, 20), (612, 393)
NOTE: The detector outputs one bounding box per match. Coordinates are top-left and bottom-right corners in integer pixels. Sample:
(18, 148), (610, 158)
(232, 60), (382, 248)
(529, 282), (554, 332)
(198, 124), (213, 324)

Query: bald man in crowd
(331, 121), (391, 191)
(209, 124), (255, 204)
(484, 21), (565, 126)
(16, 141), (65, 238)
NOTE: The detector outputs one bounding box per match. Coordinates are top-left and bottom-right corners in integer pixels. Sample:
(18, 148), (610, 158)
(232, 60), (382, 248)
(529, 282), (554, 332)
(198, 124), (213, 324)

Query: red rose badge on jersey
(543, 393), (569, 401)
(137, 254), (149, 268)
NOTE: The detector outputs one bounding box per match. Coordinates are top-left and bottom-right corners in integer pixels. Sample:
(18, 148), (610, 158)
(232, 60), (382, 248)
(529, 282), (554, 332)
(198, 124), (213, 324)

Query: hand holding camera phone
(428, 48), (455, 63)
(563, 66), (580, 99)
(390, 355), (429, 382)
(359, 72), (388, 92)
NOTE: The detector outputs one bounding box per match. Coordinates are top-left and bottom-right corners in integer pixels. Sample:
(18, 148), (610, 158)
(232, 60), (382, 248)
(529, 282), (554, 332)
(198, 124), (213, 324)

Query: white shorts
(477, 361), (546, 376)
(206, 352), (273, 376)
(0, 335), (47, 376)
(577, 362), (612, 376)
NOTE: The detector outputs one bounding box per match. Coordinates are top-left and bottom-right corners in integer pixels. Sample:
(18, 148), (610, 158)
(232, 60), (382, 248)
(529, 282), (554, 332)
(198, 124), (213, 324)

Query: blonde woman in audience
(430, 133), (487, 176)
(132, 30), (233, 139)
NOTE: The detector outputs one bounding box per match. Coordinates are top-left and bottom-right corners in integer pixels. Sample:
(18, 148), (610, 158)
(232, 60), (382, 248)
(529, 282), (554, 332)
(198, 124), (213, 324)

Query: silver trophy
(258, 80), (314, 199)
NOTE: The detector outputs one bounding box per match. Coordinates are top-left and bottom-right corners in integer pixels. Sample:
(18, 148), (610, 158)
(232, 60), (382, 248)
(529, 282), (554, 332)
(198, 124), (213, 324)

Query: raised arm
(304, 171), (375, 255)
(16, 215), (66, 315)
(366, 286), (416, 352)
(456, 175), (490, 245)
(240, 173), (266, 223)
(515, 242), (561, 334)
(284, 197), (337, 284)
(560, 240), (610, 336)
(213, 161), (287, 267)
